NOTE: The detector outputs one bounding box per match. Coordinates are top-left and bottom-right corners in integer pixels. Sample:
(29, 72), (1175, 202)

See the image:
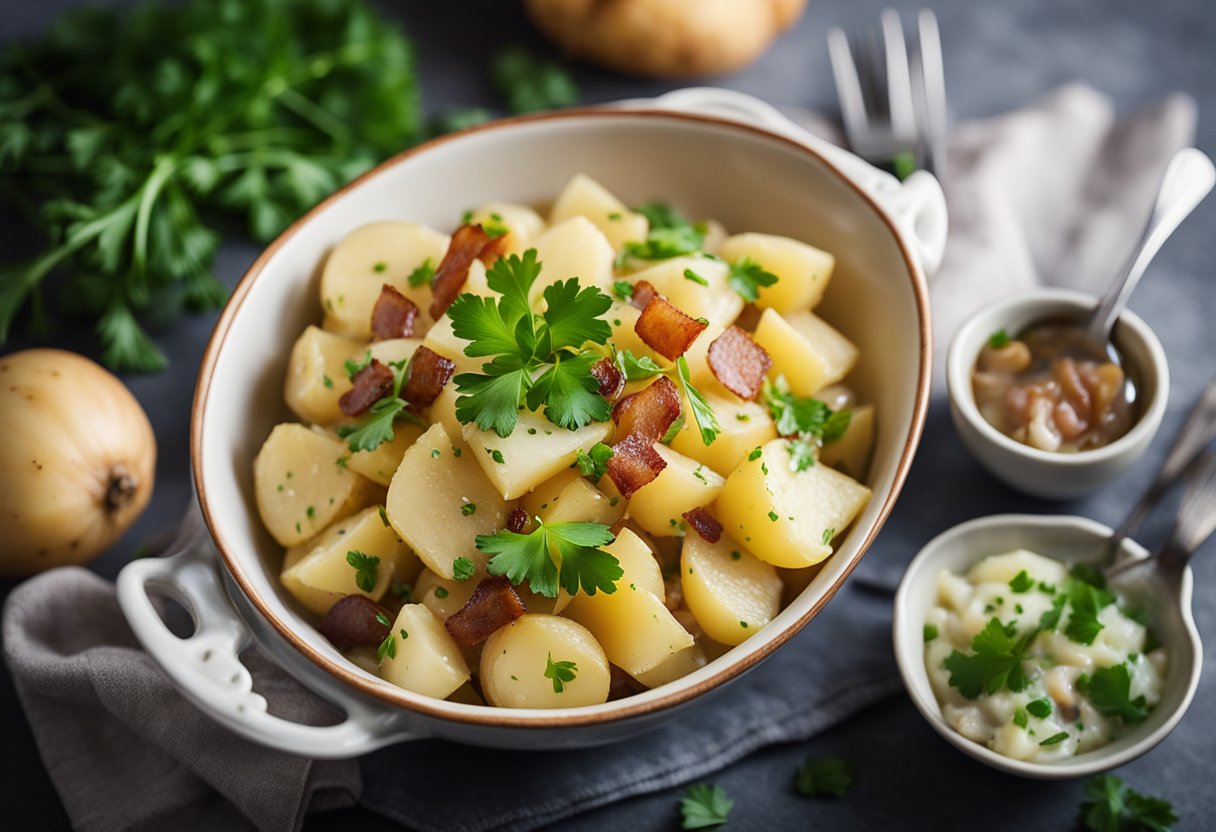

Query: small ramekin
(946, 288), (1168, 500)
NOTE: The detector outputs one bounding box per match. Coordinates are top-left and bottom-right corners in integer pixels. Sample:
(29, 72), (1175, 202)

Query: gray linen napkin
(1, 82), (1195, 832)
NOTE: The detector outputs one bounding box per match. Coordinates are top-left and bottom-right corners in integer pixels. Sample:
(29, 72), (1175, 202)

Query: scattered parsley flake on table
(679, 783), (732, 829)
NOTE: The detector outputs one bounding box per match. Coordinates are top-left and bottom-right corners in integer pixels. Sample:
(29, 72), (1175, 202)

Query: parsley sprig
(680, 784), (732, 830)
(943, 617), (1037, 698)
(727, 257), (780, 303)
(336, 358), (425, 453)
(612, 348), (720, 446)
(448, 250), (614, 437)
(544, 653), (578, 693)
(574, 443), (614, 480)
(1081, 775), (1177, 832)
(763, 377), (851, 471)
(617, 201), (706, 267)
(476, 518), (620, 598)
(346, 550), (380, 593)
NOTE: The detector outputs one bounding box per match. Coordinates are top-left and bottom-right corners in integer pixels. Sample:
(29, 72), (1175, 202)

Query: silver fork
(828, 9), (947, 180)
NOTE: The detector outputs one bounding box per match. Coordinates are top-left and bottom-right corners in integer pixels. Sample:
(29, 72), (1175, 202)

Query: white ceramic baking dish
(117, 88), (945, 758)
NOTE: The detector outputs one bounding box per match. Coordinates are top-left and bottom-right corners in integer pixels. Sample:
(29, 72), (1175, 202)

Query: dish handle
(116, 513), (420, 759)
(644, 87), (949, 277)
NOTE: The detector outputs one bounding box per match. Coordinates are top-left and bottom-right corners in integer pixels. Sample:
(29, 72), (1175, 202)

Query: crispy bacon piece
(477, 230), (510, 265)
(628, 279), (660, 311)
(635, 295), (708, 361)
(399, 345), (455, 406)
(612, 375), (681, 443)
(444, 576), (527, 647)
(506, 506), (529, 534)
(339, 359), (394, 417)
(681, 507), (723, 544)
(605, 433), (667, 498)
(590, 356), (625, 400)
(317, 595), (391, 650)
(707, 326), (773, 400)
(429, 223), (493, 319)
(370, 284), (420, 340)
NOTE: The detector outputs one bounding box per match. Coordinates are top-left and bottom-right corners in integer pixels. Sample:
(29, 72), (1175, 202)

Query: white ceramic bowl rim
(947, 288), (1168, 467)
(192, 105), (934, 728)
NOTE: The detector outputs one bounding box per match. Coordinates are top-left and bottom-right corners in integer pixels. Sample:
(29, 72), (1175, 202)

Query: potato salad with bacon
(252, 174), (874, 708)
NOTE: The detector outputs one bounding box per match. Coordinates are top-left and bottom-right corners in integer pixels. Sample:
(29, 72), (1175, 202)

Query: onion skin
(0, 349), (156, 576)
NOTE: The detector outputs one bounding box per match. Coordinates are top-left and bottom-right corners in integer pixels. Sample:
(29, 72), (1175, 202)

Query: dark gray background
(2, 1), (1214, 829)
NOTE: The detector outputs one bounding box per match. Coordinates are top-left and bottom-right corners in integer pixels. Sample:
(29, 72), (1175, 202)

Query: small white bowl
(893, 513), (1201, 779)
(946, 288), (1169, 499)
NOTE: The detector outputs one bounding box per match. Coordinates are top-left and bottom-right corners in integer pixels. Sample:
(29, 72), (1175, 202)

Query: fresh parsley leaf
(526, 351), (613, 430)
(407, 258), (435, 287)
(544, 653), (578, 693)
(612, 279), (635, 300)
(794, 756), (854, 798)
(1070, 561), (1109, 589)
(614, 348), (666, 381)
(683, 268), (709, 286)
(346, 550), (380, 593)
(677, 356), (720, 446)
(1009, 570), (1035, 593)
(943, 617), (1036, 698)
(1039, 731), (1069, 746)
(575, 443), (614, 480)
(988, 329), (1012, 349)
(375, 612), (392, 628)
(376, 631), (396, 661)
(680, 784), (732, 830)
(618, 202), (705, 267)
(923, 624), (938, 642)
(821, 409), (852, 445)
(336, 358), (423, 453)
(345, 350), (373, 381)
(727, 256), (779, 302)
(1026, 698), (1053, 718)
(541, 277), (613, 351)
(1087, 664), (1150, 723)
(1040, 593), (1068, 630)
(489, 47), (579, 115)
(1065, 580), (1115, 646)
(1080, 775), (1177, 832)
(1013, 708), (1029, 729)
(477, 519), (620, 598)
(762, 378), (849, 470)
(452, 556), (475, 581)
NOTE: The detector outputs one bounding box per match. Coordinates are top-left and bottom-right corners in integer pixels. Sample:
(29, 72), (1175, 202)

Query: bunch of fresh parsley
(0, 0), (422, 370)
(448, 249), (614, 437)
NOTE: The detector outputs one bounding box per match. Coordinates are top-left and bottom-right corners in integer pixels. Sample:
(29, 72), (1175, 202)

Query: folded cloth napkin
(1, 82), (1195, 832)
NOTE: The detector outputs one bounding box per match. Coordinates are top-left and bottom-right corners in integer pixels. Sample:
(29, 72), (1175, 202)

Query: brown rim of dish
(192, 106), (933, 729)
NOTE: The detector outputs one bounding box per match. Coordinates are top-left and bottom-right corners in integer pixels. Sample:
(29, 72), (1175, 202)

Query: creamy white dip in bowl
(893, 513), (1201, 779)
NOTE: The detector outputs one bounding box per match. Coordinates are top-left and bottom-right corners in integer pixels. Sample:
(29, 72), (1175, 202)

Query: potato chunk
(344, 422), (427, 486)
(480, 614), (610, 709)
(280, 506), (412, 615)
(254, 424), (379, 546)
(413, 566), (482, 621)
(682, 531), (782, 645)
(528, 216), (615, 306)
(385, 423), (508, 578)
(717, 232), (835, 313)
(715, 438), (871, 568)
(420, 314), (481, 375)
(548, 173), (648, 252)
(320, 221), (450, 338)
(463, 411), (611, 500)
(539, 477), (625, 527)
(378, 604), (470, 699)
(669, 393), (777, 477)
(554, 527), (662, 615)
(752, 308), (859, 398)
(629, 255), (743, 330)
(284, 326), (362, 426)
(626, 444), (725, 537)
(631, 643), (707, 689)
(818, 403), (875, 479)
(562, 583), (693, 676)
(467, 201), (546, 255)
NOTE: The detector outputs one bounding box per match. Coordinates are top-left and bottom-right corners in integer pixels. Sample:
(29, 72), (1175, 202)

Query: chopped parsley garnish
(822, 527), (836, 545)
(1080, 775), (1177, 832)
(1026, 698), (1053, 718)
(375, 612), (392, 628)
(345, 550), (380, 593)
(1065, 580), (1115, 645)
(613, 348), (666, 381)
(448, 249), (613, 437)
(1013, 708), (1029, 729)
(1039, 593), (1068, 630)
(377, 505), (390, 527)
(677, 355), (721, 446)
(794, 756), (854, 798)
(376, 630), (396, 661)
(372, 261), (388, 273)
(1086, 664), (1149, 723)
(923, 624), (938, 642)
(543, 653), (578, 693)
(768, 511), (779, 522)
(988, 329), (1012, 349)
(1009, 570), (1035, 593)
(575, 443), (614, 480)
(612, 279), (635, 300)
(943, 617), (1036, 698)
(322, 374), (334, 389)
(476, 519), (620, 598)
(763, 377), (851, 472)
(680, 784), (732, 829)
(407, 258), (436, 287)
(1039, 731), (1069, 746)
(336, 358), (424, 453)
(460, 503), (477, 517)
(431, 448), (441, 458)
(487, 448), (506, 464)
(344, 350), (373, 380)
(618, 201), (705, 267)
(452, 556), (475, 581)
(433, 586), (449, 599)
(683, 268), (709, 286)
(727, 256), (779, 302)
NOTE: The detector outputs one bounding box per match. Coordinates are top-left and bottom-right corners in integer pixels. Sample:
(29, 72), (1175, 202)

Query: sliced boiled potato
(629, 255), (743, 330)
(280, 506), (411, 615)
(520, 467), (581, 519)
(480, 614), (610, 709)
(425, 379), (464, 444)
(467, 202), (545, 255)
(681, 531), (782, 645)
(378, 604), (470, 699)
(321, 221), (450, 338)
(562, 582), (693, 676)
(283, 326), (361, 426)
(631, 642), (707, 688)
(528, 216), (615, 306)
(367, 337), (424, 366)
(420, 314), (481, 375)
(626, 444), (725, 537)
(715, 438), (871, 568)
(965, 549), (1068, 587)
(752, 308), (859, 397)
(717, 232), (835, 313)
(254, 424), (379, 546)
(345, 421), (427, 486)
(605, 301), (655, 364)
(460, 258), (495, 299)
(554, 527), (662, 615)
(818, 403), (875, 479)
(540, 476), (625, 527)
(413, 566), (482, 621)
(548, 173), (648, 252)
(669, 392), (777, 477)
(463, 410), (611, 500)
(385, 422), (508, 578)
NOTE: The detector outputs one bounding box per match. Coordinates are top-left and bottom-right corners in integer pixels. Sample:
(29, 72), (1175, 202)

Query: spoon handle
(1157, 449), (1216, 571)
(1087, 148), (1216, 345)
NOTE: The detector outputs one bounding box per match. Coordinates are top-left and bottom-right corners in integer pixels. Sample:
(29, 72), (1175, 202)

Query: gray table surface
(2, 1), (1214, 829)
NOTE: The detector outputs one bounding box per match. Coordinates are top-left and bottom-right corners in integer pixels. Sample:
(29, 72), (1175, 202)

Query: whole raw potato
(0, 349), (156, 575)
(524, 0), (807, 78)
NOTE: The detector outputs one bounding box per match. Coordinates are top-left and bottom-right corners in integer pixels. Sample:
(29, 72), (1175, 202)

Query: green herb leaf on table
(1080, 775), (1177, 832)
(1087, 664), (1150, 723)
(543, 653), (578, 693)
(680, 784), (733, 830)
(476, 519), (619, 598)
(489, 47), (579, 115)
(727, 256), (779, 303)
(346, 550), (380, 593)
(943, 617), (1036, 698)
(794, 756), (854, 798)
